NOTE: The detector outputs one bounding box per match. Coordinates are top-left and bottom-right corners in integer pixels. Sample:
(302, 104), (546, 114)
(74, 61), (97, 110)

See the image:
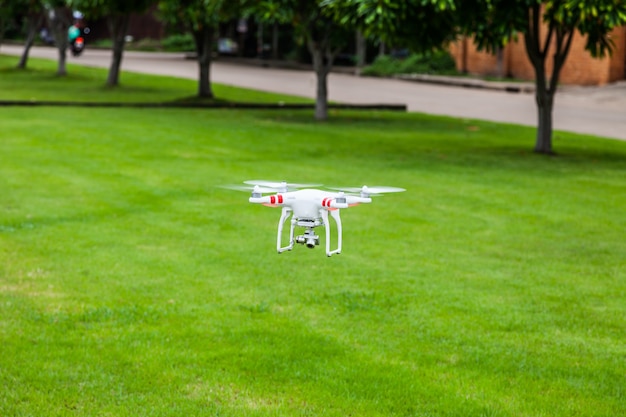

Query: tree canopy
(323, 0), (459, 53)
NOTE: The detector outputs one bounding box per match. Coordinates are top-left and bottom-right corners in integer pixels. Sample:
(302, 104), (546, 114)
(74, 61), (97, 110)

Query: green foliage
(460, 0), (626, 57)
(249, 0), (351, 51)
(362, 51), (457, 76)
(161, 33), (195, 51)
(158, 0), (231, 30)
(247, 0), (294, 23)
(70, 0), (157, 17)
(323, 0), (459, 52)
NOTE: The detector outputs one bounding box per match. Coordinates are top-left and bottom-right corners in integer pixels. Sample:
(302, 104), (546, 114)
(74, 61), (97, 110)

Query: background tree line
(2, 0), (625, 154)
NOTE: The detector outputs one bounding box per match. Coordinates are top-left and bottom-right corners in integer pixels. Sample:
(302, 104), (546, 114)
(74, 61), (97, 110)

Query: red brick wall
(449, 37), (502, 76)
(560, 31), (611, 85)
(608, 26), (626, 81)
(450, 26), (626, 85)
(506, 38), (534, 80)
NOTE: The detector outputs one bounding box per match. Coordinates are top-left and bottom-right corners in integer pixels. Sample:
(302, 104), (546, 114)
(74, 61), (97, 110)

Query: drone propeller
(244, 180), (322, 192)
(220, 184), (278, 194)
(328, 185), (406, 197)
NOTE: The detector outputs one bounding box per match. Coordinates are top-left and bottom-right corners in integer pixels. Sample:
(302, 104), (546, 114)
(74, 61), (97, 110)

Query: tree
(459, 0), (626, 154)
(159, 0), (237, 98)
(17, 0), (46, 69)
(252, 0), (353, 120)
(45, 0), (72, 76)
(72, 0), (156, 86)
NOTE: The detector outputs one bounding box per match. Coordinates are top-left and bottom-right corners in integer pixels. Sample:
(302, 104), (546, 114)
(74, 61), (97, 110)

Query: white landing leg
(321, 209), (342, 256)
(277, 207), (295, 253)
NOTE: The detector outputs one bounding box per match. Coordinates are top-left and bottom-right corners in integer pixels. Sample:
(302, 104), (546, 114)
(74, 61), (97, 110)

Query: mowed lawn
(0, 54), (625, 416)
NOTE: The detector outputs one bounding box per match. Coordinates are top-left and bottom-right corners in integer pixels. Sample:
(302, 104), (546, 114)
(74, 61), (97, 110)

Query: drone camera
(296, 229), (319, 249)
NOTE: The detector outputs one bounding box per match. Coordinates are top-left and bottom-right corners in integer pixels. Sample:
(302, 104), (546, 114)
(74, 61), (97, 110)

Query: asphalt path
(3, 45), (626, 141)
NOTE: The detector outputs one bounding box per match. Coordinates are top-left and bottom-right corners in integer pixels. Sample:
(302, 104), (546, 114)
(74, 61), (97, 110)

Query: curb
(0, 100), (407, 111)
(393, 74), (535, 93)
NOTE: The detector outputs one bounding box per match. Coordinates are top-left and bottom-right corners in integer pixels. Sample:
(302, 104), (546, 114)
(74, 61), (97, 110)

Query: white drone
(224, 180), (405, 256)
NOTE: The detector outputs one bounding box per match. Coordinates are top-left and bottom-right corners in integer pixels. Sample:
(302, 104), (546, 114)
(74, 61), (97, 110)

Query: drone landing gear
(276, 207), (342, 256)
(321, 209), (342, 257)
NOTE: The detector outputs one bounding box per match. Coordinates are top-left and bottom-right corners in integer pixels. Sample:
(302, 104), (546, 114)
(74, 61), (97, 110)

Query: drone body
(225, 181), (405, 257)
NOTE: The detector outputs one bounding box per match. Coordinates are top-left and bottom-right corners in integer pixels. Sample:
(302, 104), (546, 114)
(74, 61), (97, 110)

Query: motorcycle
(69, 25), (90, 57)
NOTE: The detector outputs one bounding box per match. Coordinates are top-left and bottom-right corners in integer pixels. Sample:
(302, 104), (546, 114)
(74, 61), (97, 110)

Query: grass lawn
(1, 55), (625, 416)
(0, 54), (309, 104)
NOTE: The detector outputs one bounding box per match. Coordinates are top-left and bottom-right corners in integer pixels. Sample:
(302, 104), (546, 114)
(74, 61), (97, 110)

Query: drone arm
(344, 196), (372, 205)
(250, 194), (285, 205)
(277, 207), (294, 253)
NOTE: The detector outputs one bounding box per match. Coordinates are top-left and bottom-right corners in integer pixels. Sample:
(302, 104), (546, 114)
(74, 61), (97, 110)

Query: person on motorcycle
(68, 11), (87, 56)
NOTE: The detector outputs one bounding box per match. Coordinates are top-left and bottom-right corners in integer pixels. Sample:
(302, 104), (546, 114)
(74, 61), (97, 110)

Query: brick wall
(450, 26), (626, 86)
(608, 26), (626, 81)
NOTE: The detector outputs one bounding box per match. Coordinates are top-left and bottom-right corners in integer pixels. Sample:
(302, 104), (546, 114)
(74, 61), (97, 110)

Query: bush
(362, 51), (457, 77)
(131, 38), (161, 52)
(161, 34), (195, 52)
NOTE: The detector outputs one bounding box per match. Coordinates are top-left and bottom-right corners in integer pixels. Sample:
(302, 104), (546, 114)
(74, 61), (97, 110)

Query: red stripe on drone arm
(277, 194), (283, 204)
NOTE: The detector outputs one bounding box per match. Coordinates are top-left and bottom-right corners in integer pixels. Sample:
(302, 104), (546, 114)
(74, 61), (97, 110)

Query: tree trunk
(17, 14), (42, 69)
(315, 65), (329, 121)
(529, 59), (555, 154)
(495, 47), (504, 79)
(50, 7), (71, 76)
(194, 27), (214, 98)
(107, 14), (130, 87)
(355, 30), (365, 76)
(305, 19), (342, 121)
(461, 36), (468, 73)
(257, 22), (263, 59)
(523, 5), (574, 155)
(309, 44), (329, 121)
(535, 86), (554, 154)
(272, 22), (279, 60)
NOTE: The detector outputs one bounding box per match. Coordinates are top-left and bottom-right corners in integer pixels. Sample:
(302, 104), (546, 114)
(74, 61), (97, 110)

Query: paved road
(3, 44), (626, 140)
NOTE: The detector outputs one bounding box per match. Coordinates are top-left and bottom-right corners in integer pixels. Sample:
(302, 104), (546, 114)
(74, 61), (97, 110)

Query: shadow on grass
(244, 109), (626, 180)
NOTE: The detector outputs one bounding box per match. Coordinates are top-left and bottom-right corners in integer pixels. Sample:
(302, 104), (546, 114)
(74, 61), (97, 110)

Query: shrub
(362, 50), (457, 77)
(161, 33), (195, 52)
(131, 38), (161, 52)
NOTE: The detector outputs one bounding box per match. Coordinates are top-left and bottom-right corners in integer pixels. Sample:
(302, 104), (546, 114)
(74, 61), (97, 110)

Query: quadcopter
(223, 180), (405, 256)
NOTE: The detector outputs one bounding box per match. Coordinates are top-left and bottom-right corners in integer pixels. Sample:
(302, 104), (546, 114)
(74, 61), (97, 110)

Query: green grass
(1, 57), (625, 416)
(0, 54), (310, 104)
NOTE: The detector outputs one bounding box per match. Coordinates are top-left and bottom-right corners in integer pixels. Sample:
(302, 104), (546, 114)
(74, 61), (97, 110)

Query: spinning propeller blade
(328, 185), (406, 195)
(220, 184), (278, 193)
(244, 180), (322, 192)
